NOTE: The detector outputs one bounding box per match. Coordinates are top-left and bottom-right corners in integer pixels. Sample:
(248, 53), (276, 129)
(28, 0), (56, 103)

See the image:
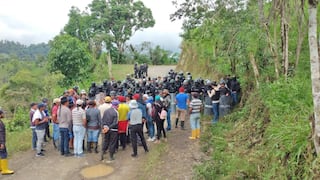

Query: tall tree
(88, 0), (155, 63)
(48, 34), (91, 86)
(308, 0), (320, 154)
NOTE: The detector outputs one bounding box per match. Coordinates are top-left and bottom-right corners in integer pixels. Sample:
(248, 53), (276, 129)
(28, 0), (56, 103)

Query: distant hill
(0, 40), (50, 60)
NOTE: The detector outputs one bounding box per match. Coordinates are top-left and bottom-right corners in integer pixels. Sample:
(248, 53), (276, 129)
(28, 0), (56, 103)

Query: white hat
(143, 94), (149, 99)
(129, 100), (139, 109)
(76, 99), (84, 105)
(80, 89), (86, 94)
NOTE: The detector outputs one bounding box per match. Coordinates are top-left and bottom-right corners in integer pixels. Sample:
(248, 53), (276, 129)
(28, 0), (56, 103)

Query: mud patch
(80, 164), (114, 179)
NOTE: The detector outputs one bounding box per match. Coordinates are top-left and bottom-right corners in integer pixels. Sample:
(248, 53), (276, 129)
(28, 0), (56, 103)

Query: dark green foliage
(0, 40), (50, 60)
(48, 34), (91, 86)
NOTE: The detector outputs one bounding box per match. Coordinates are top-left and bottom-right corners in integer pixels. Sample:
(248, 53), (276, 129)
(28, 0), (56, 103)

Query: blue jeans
(53, 123), (60, 141)
(31, 128), (37, 150)
(231, 92), (238, 105)
(87, 129), (99, 142)
(147, 117), (155, 138)
(166, 109), (172, 130)
(190, 113), (201, 130)
(73, 125), (86, 155)
(212, 103), (219, 124)
(59, 128), (70, 155)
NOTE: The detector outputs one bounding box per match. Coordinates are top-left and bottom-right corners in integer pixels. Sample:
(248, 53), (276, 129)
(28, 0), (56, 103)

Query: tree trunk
(295, 0), (306, 68)
(280, 0), (289, 79)
(249, 52), (260, 88)
(107, 52), (113, 79)
(308, 0), (320, 155)
(259, 0), (280, 80)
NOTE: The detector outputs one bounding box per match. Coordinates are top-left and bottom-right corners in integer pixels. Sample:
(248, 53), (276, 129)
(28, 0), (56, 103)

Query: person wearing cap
(51, 98), (61, 149)
(0, 110), (14, 175)
(101, 100), (120, 161)
(58, 97), (72, 156)
(32, 103), (49, 157)
(175, 87), (189, 130)
(72, 99), (86, 157)
(128, 100), (149, 157)
(86, 100), (101, 153)
(98, 96), (112, 118)
(188, 93), (203, 139)
(207, 82), (220, 124)
(117, 96), (130, 150)
(29, 103), (38, 150)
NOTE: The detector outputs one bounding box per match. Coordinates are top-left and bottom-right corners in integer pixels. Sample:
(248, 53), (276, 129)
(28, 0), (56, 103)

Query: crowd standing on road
(0, 67), (241, 175)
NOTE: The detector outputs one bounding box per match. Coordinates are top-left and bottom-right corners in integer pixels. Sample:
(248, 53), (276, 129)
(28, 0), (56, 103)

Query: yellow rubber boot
(196, 129), (200, 139)
(1, 159), (14, 175)
(189, 130), (196, 140)
(0, 158), (2, 172)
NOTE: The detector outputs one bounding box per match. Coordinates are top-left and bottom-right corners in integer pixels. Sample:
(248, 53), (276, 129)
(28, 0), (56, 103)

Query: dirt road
(2, 65), (204, 180)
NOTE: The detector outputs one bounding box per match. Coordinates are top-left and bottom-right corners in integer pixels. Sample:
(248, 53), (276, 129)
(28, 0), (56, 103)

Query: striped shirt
(72, 107), (86, 126)
(189, 98), (203, 114)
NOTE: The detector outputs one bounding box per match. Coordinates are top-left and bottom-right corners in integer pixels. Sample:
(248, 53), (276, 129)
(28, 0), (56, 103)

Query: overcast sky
(0, 0), (183, 52)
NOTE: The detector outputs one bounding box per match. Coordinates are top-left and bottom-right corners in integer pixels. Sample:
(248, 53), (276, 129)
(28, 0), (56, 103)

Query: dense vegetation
(172, 0), (319, 178)
(0, 40), (50, 60)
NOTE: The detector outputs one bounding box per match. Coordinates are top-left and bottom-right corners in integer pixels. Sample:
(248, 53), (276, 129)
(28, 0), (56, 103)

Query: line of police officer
(87, 69), (241, 122)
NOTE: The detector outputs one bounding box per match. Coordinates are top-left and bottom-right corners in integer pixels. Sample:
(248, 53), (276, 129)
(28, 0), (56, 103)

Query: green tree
(48, 34), (91, 86)
(88, 0), (155, 63)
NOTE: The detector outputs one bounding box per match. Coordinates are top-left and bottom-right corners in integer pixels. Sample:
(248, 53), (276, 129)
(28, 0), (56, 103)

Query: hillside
(0, 40), (50, 60)
(173, 0), (318, 179)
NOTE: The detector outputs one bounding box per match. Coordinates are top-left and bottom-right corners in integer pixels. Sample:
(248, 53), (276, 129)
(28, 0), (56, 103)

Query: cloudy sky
(0, 0), (183, 52)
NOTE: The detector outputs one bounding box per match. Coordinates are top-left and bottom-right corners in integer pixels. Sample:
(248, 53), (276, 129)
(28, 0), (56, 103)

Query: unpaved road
(2, 65), (204, 180)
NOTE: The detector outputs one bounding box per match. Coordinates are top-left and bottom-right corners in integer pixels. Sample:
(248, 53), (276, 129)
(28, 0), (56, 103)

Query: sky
(0, 0), (183, 52)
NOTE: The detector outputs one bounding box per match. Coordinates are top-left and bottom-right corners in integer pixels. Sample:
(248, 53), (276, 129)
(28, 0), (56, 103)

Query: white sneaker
(147, 137), (153, 142)
(151, 137), (156, 142)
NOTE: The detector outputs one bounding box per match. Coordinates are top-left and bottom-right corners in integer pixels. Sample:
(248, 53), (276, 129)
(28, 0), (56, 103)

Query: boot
(94, 142), (99, 154)
(87, 142), (92, 153)
(175, 118), (179, 128)
(181, 121), (185, 130)
(109, 153), (115, 161)
(0, 159), (14, 175)
(196, 129), (200, 139)
(189, 130), (196, 140)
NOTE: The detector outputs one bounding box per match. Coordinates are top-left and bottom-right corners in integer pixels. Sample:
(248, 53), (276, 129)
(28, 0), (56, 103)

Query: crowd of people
(0, 68), (241, 175)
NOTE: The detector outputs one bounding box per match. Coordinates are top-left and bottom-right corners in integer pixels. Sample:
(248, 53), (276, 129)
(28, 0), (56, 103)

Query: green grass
(6, 128), (32, 156)
(195, 75), (315, 179)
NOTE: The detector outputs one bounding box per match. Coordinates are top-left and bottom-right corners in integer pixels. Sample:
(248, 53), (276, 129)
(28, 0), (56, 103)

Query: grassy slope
(194, 76), (315, 179)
